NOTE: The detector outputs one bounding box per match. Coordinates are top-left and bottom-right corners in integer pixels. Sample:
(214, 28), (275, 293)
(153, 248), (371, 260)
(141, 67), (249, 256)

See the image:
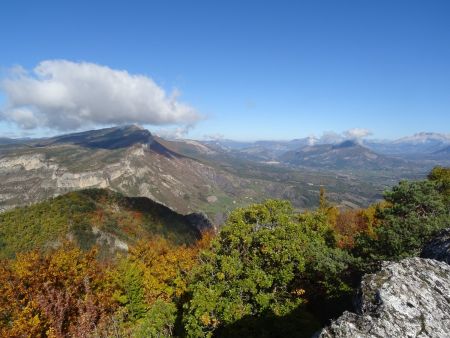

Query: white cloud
(318, 128), (372, 144)
(343, 128), (372, 140)
(0, 60), (201, 130)
(154, 125), (193, 140)
(319, 131), (343, 144)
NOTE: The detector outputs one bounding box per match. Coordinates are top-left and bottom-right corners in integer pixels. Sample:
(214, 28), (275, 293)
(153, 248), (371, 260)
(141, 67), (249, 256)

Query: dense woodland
(0, 166), (448, 337)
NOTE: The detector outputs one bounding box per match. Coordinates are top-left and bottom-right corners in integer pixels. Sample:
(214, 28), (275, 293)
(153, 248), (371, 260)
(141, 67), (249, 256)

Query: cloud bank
(343, 128), (372, 140)
(0, 60), (201, 130)
(318, 128), (372, 144)
(154, 125), (193, 140)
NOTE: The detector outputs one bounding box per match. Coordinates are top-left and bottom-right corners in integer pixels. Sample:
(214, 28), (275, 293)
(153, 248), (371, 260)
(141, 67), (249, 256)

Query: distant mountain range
(202, 132), (450, 158)
(199, 132), (449, 172)
(363, 132), (450, 156)
(0, 126), (447, 219)
(279, 140), (408, 171)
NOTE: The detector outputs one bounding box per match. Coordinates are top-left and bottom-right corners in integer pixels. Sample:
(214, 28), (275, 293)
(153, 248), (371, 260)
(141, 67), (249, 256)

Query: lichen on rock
(318, 257), (450, 338)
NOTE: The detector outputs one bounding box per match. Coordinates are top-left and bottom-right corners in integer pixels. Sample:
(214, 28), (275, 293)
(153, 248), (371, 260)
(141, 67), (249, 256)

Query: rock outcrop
(421, 228), (450, 264)
(318, 257), (450, 338)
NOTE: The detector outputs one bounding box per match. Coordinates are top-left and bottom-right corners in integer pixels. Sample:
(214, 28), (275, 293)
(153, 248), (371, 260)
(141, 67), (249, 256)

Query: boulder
(318, 258), (450, 338)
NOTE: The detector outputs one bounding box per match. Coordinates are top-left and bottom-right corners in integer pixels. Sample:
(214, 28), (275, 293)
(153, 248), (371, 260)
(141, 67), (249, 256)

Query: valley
(1, 126), (448, 225)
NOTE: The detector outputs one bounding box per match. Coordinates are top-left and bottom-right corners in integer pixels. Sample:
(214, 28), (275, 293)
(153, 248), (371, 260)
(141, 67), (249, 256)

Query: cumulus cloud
(319, 131), (344, 144)
(317, 128), (372, 144)
(343, 128), (372, 140)
(0, 60), (201, 130)
(154, 125), (193, 140)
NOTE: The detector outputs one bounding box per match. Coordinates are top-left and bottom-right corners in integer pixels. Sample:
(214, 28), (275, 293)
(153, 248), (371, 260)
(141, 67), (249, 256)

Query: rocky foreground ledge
(318, 228), (450, 338)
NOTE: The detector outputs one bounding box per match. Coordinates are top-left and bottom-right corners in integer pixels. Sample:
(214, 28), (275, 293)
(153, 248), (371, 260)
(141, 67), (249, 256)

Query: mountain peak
(332, 140), (359, 149)
(36, 125), (154, 149)
(118, 124), (146, 132)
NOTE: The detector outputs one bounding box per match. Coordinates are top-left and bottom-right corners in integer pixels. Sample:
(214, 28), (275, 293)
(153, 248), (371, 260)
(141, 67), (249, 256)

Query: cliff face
(318, 257), (450, 338)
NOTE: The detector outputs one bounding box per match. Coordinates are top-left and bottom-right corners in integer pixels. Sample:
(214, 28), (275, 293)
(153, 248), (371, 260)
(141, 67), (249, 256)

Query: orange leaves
(330, 203), (386, 249)
(0, 229), (212, 336)
(0, 245), (115, 337)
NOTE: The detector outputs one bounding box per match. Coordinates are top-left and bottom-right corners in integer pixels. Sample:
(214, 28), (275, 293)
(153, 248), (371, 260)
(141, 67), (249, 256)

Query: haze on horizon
(0, 0), (449, 141)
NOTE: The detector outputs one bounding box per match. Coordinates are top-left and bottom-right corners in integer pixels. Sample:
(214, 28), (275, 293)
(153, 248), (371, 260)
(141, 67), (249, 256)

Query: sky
(0, 0), (449, 141)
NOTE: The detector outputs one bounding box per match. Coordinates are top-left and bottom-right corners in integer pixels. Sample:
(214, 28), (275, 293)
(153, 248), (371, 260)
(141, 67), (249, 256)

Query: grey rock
(421, 228), (450, 264)
(318, 258), (450, 338)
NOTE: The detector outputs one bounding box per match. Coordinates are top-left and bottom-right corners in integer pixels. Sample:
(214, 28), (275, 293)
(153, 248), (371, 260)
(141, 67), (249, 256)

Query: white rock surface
(319, 258), (450, 338)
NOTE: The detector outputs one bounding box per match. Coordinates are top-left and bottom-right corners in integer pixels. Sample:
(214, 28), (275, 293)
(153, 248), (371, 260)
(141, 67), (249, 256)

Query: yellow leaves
(200, 313), (219, 328)
(128, 237), (199, 304)
(291, 288), (306, 297)
(197, 230), (215, 250)
(46, 327), (58, 338)
(200, 313), (211, 325)
(11, 250), (40, 279)
(7, 302), (44, 338)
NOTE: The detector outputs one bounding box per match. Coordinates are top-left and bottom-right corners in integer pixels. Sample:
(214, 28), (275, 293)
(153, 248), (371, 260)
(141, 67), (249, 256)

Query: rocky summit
(318, 257), (450, 338)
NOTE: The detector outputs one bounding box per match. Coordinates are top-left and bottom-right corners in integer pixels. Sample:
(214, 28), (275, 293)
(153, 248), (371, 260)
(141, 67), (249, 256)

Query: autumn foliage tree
(0, 244), (115, 337)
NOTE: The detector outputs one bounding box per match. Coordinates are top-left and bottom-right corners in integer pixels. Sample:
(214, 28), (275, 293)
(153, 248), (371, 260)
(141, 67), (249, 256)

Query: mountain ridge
(0, 188), (210, 259)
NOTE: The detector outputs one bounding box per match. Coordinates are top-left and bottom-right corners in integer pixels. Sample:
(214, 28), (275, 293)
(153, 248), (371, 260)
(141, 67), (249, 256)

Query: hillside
(0, 188), (208, 259)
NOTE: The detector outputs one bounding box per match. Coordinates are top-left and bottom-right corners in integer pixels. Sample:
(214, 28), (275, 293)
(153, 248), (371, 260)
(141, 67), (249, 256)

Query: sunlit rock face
(318, 257), (450, 338)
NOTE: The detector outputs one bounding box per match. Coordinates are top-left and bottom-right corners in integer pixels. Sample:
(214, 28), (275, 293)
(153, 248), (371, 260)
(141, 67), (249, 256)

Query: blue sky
(0, 0), (449, 140)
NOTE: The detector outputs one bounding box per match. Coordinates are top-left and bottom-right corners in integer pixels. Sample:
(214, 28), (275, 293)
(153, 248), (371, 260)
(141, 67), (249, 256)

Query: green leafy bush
(183, 200), (353, 337)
